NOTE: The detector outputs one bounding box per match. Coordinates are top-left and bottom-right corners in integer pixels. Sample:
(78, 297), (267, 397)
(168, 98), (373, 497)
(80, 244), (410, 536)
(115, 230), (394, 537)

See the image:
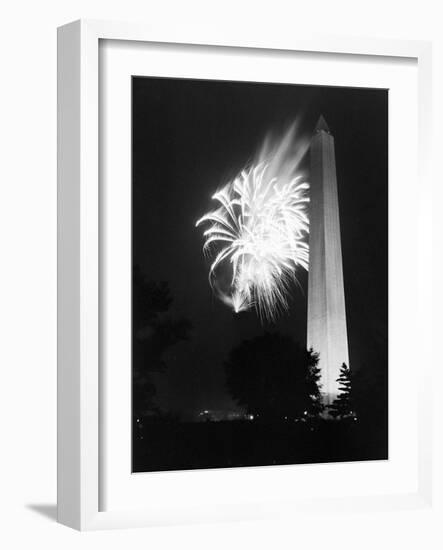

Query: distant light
(248, 414), (254, 421)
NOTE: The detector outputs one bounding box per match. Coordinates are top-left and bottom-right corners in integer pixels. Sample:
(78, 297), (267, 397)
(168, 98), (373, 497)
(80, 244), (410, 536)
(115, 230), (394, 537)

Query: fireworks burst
(196, 124), (310, 322)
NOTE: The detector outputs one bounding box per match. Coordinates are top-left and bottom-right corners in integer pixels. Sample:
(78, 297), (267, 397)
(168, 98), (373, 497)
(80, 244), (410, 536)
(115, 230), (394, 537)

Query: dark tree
(133, 266), (192, 422)
(329, 363), (356, 420)
(305, 352), (325, 418)
(224, 333), (322, 421)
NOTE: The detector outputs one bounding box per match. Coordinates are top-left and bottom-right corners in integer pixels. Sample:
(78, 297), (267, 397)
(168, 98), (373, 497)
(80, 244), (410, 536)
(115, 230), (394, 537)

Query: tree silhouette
(329, 363), (356, 420)
(224, 332), (322, 421)
(305, 353), (325, 418)
(133, 266), (192, 421)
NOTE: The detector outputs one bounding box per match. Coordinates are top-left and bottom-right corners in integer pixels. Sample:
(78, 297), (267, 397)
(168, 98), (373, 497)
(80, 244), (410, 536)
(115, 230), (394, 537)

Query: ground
(133, 419), (388, 473)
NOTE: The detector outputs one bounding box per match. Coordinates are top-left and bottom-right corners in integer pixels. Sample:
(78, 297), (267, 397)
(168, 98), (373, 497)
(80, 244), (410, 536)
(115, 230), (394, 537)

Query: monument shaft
(307, 117), (349, 406)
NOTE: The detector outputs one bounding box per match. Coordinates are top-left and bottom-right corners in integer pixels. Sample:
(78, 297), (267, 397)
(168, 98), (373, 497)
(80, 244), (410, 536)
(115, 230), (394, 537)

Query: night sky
(132, 77), (388, 417)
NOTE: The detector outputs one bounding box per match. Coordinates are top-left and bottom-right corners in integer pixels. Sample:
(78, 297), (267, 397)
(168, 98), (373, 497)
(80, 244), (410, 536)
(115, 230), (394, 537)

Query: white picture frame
(57, 19), (433, 531)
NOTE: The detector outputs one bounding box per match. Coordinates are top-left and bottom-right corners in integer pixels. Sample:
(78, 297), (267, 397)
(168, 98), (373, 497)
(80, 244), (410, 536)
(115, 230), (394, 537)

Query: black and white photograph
(3, 2), (439, 544)
(132, 76), (388, 473)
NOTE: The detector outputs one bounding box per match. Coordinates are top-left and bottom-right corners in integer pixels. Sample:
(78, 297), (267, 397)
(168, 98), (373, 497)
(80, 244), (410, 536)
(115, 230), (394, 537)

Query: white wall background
(0, 1), (441, 548)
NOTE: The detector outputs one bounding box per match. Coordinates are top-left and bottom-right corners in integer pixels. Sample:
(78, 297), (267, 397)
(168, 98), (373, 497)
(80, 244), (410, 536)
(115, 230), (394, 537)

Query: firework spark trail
(196, 124), (310, 322)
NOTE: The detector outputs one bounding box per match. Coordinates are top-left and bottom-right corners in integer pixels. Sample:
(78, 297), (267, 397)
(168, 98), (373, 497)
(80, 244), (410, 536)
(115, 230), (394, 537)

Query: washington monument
(307, 116), (349, 407)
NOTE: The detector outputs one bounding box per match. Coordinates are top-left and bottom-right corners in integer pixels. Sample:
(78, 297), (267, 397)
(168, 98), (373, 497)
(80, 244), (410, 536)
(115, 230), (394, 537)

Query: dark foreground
(133, 418), (388, 473)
